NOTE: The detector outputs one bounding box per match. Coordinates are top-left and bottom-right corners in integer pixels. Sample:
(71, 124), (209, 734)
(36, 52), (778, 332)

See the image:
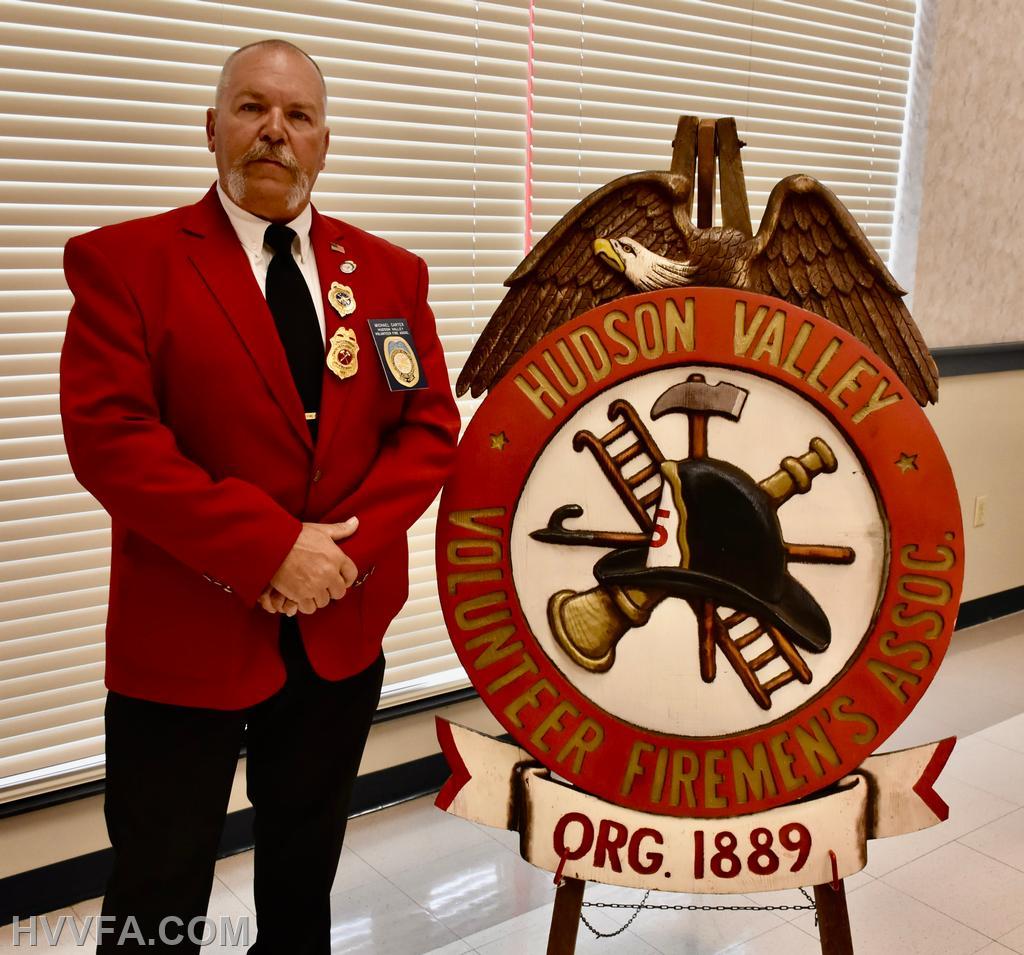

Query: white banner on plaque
(436, 719), (955, 895)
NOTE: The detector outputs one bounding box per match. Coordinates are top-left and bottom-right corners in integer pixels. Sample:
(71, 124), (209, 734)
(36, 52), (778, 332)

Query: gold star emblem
(490, 432), (509, 451)
(895, 452), (918, 473)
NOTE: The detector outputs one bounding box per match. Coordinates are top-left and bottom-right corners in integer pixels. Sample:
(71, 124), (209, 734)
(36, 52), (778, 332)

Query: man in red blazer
(60, 39), (459, 953)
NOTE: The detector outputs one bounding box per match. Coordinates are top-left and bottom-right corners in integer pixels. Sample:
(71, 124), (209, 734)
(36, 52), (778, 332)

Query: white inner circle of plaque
(510, 365), (886, 738)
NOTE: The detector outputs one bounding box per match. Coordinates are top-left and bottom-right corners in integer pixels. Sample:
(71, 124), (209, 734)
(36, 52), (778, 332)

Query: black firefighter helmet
(597, 456), (831, 653)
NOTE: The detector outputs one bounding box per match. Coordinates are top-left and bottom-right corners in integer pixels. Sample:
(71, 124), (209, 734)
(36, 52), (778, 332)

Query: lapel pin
(330, 242), (345, 254)
(328, 281), (357, 319)
(340, 260), (357, 274)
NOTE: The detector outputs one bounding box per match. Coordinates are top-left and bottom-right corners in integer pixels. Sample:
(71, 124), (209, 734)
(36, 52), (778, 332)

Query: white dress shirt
(216, 182), (326, 346)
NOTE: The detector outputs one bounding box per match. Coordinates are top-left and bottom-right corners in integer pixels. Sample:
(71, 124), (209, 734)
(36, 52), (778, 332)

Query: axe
(650, 375), (747, 680)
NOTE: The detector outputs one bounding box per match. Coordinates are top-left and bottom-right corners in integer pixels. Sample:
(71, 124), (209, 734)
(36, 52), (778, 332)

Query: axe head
(650, 374), (748, 421)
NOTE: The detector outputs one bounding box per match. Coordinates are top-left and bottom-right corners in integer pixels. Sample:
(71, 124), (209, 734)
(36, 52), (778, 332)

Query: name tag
(367, 318), (428, 391)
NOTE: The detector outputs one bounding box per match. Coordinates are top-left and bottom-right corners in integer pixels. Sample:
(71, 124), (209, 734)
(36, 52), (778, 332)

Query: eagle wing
(455, 171), (692, 397)
(748, 175), (938, 405)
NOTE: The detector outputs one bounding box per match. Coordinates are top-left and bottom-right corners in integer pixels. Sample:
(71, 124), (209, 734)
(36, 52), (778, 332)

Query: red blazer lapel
(311, 210), (362, 460)
(182, 188), (313, 451)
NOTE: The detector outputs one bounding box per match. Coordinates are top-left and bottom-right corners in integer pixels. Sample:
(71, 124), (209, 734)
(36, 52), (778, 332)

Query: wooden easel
(544, 116), (856, 955)
(672, 115), (754, 236)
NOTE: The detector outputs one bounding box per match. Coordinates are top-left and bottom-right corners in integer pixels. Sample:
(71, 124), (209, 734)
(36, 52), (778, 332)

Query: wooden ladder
(714, 610), (813, 710)
(572, 399), (665, 533)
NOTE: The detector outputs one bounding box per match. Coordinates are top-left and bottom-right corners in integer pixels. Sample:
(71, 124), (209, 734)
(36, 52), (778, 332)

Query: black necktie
(264, 223), (323, 439)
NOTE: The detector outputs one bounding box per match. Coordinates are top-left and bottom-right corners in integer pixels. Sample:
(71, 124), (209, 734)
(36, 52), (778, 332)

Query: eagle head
(592, 236), (696, 291)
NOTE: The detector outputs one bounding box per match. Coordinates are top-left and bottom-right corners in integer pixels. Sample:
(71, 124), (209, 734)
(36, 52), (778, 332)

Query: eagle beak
(593, 238), (625, 273)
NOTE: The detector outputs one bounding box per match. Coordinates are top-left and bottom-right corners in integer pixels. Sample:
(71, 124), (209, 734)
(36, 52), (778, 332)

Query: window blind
(529, 0), (915, 259)
(0, 0), (529, 803)
(0, 0), (915, 803)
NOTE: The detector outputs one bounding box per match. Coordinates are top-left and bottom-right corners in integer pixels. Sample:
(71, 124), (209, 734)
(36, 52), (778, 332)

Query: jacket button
(312, 469), (323, 483)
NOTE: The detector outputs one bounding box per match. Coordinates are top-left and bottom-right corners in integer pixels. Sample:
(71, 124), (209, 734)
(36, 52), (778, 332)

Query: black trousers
(98, 617), (385, 954)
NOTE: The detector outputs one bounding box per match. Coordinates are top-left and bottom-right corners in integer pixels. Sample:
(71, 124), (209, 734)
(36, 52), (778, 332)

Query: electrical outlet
(973, 495), (988, 527)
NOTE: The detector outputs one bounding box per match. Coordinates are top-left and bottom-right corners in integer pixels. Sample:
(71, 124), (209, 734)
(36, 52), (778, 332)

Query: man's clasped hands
(258, 517), (360, 616)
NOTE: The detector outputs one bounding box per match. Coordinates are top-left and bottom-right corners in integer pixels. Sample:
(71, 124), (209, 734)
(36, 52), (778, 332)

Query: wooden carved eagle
(456, 125), (938, 406)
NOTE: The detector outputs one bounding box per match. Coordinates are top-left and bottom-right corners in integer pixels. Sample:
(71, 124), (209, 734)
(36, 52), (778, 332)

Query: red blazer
(60, 186), (460, 709)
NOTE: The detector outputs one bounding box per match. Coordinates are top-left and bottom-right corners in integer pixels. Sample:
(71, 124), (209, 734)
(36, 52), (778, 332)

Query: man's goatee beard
(226, 150), (310, 213)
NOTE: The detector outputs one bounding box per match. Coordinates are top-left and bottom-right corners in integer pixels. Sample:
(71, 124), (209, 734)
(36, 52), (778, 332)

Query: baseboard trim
(0, 750), (452, 926)
(956, 585), (1024, 630)
(0, 850), (113, 930)
(934, 341), (1024, 377)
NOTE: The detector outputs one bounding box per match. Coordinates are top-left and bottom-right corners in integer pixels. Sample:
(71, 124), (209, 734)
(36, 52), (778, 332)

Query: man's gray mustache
(238, 144), (302, 176)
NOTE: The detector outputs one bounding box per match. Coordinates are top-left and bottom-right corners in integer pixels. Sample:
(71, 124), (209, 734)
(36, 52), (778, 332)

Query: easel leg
(813, 879), (854, 955)
(546, 877), (586, 955)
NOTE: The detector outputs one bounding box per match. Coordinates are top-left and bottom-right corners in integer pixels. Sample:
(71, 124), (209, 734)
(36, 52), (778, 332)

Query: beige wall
(911, 0), (1024, 346)
(927, 370), (1024, 602)
(910, 0), (1024, 603)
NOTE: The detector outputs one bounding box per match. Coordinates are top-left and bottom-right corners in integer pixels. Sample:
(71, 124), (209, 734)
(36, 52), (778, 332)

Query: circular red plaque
(437, 287), (963, 817)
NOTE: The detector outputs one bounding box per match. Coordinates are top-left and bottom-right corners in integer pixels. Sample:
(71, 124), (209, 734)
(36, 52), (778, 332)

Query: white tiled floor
(2, 612), (1022, 954)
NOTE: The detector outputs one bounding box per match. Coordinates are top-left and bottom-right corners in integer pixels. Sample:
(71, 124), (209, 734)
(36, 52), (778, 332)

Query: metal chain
(580, 890), (650, 938)
(579, 887), (817, 938)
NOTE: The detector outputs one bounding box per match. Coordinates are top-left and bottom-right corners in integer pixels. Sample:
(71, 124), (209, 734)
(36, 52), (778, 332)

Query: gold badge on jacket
(327, 326), (359, 380)
(327, 282), (356, 319)
(383, 335), (421, 387)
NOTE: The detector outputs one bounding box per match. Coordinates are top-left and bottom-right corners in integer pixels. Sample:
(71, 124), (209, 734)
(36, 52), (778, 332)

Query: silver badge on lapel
(327, 282), (356, 319)
(340, 260), (357, 274)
